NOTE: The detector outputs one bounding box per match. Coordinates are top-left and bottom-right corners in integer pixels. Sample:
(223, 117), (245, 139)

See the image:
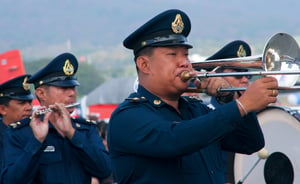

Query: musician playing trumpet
(0, 53), (112, 184)
(107, 9), (279, 184)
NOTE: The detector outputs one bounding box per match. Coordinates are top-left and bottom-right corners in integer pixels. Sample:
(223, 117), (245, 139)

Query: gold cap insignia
(63, 59), (74, 76)
(22, 76), (30, 91)
(237, 45), (246, 57)
(171, 14), (184, 34)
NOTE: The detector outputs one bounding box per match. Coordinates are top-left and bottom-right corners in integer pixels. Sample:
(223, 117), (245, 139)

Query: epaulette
(125, 92), (148, 103)
(72, 117), (97, 126)
(9, 117), (31, 129)
(125, 96), (147, 103)
(182, 95), (203, 102)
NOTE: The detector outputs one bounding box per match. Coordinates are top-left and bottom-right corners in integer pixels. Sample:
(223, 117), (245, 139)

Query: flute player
(0, 53), (112, 184)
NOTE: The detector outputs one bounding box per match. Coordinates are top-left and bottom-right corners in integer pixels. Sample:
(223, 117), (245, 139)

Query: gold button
(153, 99), (161, 105)
(141, 41), (147, 46)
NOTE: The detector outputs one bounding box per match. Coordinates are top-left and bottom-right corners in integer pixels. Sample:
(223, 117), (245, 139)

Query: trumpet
(183, 33), (300, 92)
(191, 32), (300, 72)
(35, 102), (80, 116)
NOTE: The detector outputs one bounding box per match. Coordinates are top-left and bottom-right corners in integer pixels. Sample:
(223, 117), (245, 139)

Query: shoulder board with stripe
(72, 118), (97, 125)
(9, 117), (31, 129)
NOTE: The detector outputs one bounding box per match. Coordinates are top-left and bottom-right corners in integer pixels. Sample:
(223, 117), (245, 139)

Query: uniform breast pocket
(38, 150), (65, 183)
(40, 150), (63, 165)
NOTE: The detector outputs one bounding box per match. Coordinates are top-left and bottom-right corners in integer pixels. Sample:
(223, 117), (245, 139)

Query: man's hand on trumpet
(237, 76), (278, 116)
(187, 70), (234, 99)
(193, 76), (232, 97)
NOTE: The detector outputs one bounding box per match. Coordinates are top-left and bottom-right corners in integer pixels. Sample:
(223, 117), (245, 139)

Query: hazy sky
(1, 0), (299, 58)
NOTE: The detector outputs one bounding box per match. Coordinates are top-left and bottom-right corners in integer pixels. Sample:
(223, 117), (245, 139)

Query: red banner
(0, 49), (25, 83)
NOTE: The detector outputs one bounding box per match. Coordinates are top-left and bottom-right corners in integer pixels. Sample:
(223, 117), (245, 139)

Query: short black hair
(96, 120), (108, 140)
(0, 97), (10, 106)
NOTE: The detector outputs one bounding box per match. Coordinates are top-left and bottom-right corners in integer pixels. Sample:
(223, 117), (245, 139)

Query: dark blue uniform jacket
(0, 117), (112, 184)
(108, 85), (264, 184)
(0, 120), (7, 170)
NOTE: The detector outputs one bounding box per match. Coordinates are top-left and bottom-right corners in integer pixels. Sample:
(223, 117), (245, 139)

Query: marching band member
(0, 53), (112, 184)
(206, 40), (253, 184)
(0, 75), (34, 169)
(107, 9), (278, 184)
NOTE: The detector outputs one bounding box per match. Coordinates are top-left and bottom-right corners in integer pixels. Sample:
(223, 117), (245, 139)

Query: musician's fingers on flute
(34, 102), (80, 116)
(48, 103), (69, 115)
(34, 106), (49, 116)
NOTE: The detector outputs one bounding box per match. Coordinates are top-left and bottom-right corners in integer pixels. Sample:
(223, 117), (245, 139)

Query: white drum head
(234, 106), (300, 183)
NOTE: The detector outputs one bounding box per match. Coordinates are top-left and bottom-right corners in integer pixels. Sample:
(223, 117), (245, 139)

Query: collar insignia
(171, 14), (184, 34)
(63, 59), (74, 76)
(237, 45), (246, 57)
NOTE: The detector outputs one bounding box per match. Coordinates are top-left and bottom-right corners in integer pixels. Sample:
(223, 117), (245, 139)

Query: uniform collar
(136, 85), (166, 107)
(136, 85), (189, 108)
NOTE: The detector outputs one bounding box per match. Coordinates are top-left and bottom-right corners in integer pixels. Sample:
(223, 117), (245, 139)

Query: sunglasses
(234, 75), (252, 80)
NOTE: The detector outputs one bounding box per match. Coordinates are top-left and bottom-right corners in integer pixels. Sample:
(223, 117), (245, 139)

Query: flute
(35, 102), (80, 115)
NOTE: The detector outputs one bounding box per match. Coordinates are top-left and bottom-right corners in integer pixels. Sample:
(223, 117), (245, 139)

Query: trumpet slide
(184, 33), (300, 92)
(181, 70), (300, 82)
(191, 32), (300, 72)
(35, 102), (80, 116)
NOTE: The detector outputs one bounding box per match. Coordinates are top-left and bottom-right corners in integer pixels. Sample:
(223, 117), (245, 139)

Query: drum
(234, 106), (300, 184)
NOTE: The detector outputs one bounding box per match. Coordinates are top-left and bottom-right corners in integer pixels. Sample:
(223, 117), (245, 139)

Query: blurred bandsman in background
(207, 40), (252, 108)
(0, 74), (34, 168)
(206, 40), (252, 184)
(0, 74), (34, 127)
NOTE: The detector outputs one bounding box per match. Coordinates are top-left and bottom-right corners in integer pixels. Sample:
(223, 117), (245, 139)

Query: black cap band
(134, 34), (192, 55)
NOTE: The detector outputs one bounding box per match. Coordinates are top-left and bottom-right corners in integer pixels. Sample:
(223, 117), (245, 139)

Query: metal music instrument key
(35, 102), (80, 116)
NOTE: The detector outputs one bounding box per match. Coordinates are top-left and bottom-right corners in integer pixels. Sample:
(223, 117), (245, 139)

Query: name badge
(44, 145), (55, 152)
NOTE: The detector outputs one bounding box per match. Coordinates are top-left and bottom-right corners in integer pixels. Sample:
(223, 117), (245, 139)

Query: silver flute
(35, 102), (80, 116)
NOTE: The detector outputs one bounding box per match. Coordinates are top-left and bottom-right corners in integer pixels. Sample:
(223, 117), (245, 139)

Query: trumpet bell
(263, 33), (300, 87)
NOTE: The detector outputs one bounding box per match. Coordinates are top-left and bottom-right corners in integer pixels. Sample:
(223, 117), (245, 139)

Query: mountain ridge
(1, 0), (299, 60)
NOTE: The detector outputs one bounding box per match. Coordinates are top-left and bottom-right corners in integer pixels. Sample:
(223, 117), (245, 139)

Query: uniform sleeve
(0, 129), (46, 184)
(221, 112), (265, 154)
(108, 101), (245, 158)
(69, 124), (112, 179)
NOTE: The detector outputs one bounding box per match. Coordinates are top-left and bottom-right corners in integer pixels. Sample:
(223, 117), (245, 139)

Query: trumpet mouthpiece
(181, 71), (193, 82)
